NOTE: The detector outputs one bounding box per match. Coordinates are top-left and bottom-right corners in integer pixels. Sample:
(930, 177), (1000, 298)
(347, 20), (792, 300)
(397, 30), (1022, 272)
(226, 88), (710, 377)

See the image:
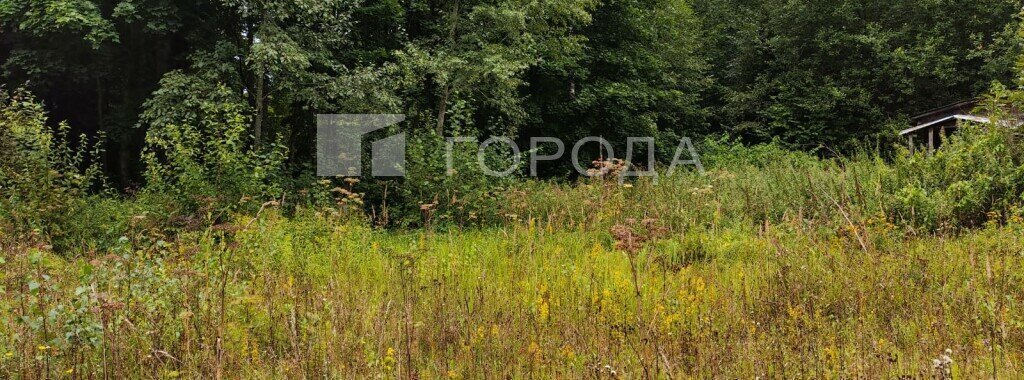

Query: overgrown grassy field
(2, 0), (1024, 377)
(4, 138), (1024, 378)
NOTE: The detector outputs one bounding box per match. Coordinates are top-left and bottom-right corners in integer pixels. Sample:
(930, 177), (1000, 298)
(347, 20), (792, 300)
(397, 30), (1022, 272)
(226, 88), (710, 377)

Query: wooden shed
(900, 99), (990, 154)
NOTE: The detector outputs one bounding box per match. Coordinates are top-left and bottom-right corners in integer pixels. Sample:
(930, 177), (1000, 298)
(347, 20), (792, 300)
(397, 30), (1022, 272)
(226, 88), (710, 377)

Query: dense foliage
(6, 122), (1024, 377)
(1, 0), (1024, 231)
(696, 0), (1022, 148)
(2, 0), (1020, 183)
(6, 1), (1024, 378)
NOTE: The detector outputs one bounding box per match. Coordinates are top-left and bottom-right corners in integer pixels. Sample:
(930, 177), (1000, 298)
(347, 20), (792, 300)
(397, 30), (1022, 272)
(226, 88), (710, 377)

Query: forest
(2, 0), (1022, 186)
(3, 0), (1024, 378)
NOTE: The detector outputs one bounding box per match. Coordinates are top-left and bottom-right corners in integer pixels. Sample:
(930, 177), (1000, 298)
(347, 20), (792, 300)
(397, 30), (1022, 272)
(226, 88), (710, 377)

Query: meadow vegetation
(4, 87), (1024, 378)
(4, 1), (1024, 377)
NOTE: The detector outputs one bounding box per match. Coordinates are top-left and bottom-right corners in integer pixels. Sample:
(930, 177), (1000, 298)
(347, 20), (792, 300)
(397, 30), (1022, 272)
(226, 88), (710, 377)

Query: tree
(520, 0), (709, 173)
(693, 0), (1022, 150)
(0, 0), (208, 186)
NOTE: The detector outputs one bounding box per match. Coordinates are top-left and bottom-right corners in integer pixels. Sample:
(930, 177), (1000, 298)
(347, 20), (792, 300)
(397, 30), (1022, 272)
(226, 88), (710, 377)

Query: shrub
(887, 89), (1024, 229)
(360, 132), (520, 228)
(0, 88), (105, 248)
(139, 72), (287, 216)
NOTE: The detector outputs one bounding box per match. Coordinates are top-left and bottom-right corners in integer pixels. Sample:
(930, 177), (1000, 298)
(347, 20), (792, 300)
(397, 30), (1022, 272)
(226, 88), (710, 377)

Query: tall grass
(4, 134), (1024, 378)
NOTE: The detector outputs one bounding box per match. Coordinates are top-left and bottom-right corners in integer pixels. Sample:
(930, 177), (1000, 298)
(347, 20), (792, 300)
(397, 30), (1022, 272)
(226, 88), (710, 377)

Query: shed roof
(898, 114), (991, 136)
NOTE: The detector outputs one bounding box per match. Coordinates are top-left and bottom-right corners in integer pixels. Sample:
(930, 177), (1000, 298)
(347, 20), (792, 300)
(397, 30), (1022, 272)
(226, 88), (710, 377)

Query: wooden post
(928, 128), (935, 155)
(908, 135), (914, 154)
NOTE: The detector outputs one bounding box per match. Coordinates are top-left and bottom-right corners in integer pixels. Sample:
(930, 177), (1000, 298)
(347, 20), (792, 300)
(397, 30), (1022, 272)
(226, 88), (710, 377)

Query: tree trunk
(436, 84), (450, 136)
(254, 67), (265, 145)
(435, 0), (460, 136)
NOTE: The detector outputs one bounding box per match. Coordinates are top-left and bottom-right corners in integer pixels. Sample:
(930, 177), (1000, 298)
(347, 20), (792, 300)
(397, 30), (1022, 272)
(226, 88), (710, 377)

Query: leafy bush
(697, 136), (820, 169)
(139, 72), (287, 215)
(0, 88), (105, 248)
(887, 89), (1024, 229)
(362, 132), (520, 228)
